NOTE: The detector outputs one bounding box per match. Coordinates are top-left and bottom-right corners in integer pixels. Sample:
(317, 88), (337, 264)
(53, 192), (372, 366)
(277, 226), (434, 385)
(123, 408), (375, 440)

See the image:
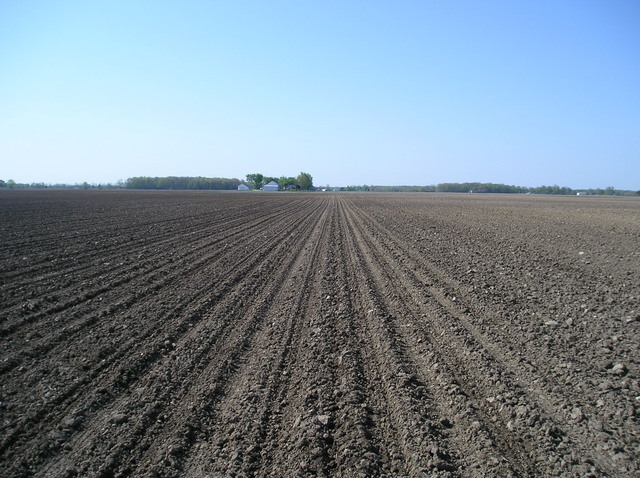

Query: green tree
(297, 172), (313, 190)
(245, 173), (264, 190)
(278, 176), (299, 189)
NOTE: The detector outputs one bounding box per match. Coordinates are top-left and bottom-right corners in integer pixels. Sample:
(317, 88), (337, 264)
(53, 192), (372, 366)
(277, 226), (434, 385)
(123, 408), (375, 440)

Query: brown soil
(1, 190), (638, 477)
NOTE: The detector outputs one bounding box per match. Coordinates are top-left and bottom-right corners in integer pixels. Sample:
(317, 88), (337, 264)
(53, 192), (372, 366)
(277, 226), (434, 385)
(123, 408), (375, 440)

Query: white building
(263, 181), (279, 191)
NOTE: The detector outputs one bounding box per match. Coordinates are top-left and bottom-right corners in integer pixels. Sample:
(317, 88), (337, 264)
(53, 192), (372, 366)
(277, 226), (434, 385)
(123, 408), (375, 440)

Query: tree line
(341, 183), (638, 196)
(0, 179), (125, 189)
(0, 177), (637, 195)
(124, 176), (240, 190)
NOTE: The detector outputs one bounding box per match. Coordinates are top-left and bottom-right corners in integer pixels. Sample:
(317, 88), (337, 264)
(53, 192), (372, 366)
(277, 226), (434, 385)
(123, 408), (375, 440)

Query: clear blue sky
(1, 1), (639, 189)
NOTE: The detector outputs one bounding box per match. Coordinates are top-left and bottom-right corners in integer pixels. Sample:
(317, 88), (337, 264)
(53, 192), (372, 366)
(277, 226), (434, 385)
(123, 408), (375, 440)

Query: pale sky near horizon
(1, 1), (639, 189)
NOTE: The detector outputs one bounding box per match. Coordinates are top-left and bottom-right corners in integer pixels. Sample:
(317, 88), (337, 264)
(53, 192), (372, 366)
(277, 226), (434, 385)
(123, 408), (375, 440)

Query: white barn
(238, 184), (250, 191)
(263, 181), (279, 191)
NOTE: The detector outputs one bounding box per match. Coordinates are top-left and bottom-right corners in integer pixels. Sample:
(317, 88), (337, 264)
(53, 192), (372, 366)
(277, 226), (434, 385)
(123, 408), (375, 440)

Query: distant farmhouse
(263, 181), (279, 191)
(237, 184), (250, 191)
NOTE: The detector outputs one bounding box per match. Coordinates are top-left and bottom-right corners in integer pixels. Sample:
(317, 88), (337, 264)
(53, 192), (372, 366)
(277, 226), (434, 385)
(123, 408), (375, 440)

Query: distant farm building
(237, 184), (250, 191)
(263, 181), (279, 191)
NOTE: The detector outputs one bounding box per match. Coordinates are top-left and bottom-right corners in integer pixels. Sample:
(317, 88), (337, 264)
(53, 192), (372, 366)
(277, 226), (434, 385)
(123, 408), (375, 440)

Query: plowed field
(1, 190), (638, 477)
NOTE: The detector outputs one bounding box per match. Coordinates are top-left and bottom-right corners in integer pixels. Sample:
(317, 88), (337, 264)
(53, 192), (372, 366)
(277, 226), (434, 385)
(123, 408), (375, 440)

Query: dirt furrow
(345, 195), (637, 475)
(0, 191), (272, 260)
(1, 197), (329, 477)
(114, 196), (332, 478)
(342, 196), (622, 475)
(182, 196), (334, 477)
(335, 197), (470, 476)
(331, 201), (438, 476)
(355, 195), (638, 395)
(257, 198), (407, 477)
(0, 196), (310, 324)
(0, 195), (319, 363)
(0, 194), (307, 286)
